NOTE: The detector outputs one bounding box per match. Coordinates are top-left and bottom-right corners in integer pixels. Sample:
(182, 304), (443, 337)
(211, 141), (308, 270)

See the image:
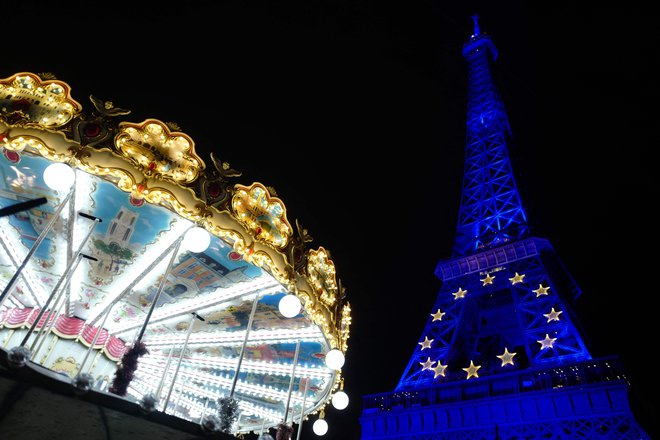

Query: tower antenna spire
(471, 14), (480, 36)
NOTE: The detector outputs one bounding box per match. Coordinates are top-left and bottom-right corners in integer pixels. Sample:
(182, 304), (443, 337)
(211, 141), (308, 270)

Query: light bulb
(278, 294), (301, 318)
(43, 162), (75, 191)
(312, 418), (328, 436)
(183, 226), (211, 253)
(331, 390), (349, 410)
(325, 348), (345, 370)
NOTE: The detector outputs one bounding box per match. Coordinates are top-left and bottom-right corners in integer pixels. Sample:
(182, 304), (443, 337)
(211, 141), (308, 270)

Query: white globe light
(278, 294), (301, 318)
(43, 162), (75, 191)
(325, 348), (345, 370)
(183, 227), (211, 253)
(312, 418), (328, 436)
(331, 390), (349, 410)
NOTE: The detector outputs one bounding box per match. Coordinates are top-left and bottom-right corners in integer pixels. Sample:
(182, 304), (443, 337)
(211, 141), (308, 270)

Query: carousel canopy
(0, 72), (351, 434)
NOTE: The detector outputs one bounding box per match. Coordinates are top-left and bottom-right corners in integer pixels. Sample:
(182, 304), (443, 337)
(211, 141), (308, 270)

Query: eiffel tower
(359, 16), (650, 439)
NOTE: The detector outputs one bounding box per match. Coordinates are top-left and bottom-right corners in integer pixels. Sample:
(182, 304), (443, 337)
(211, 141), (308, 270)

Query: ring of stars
(418, 336), (433, 350)
(452, 287), (467, 300)
(431, 309), (445, 321)
(509, 272), (525, 284)
(480, 274), (495, 286)
(533, 284), (550, 297)
(432, 361), (448, 379)
(538, 334), (557, 350)
(463, 360), (481, 379)
(544, 308), (562, 322)
(419, 357), (435, 370)
(497, 348), (516, 366)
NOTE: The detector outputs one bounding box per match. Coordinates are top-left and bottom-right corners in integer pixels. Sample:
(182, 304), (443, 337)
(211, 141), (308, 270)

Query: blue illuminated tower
(360, 16), (649, 439)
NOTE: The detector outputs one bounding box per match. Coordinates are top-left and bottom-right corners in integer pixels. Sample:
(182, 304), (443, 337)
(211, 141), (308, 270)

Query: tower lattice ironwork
(359, 16), (649, 440)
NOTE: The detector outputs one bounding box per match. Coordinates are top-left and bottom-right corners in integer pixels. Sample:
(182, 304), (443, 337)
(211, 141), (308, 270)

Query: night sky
(6, 1), (658, 438)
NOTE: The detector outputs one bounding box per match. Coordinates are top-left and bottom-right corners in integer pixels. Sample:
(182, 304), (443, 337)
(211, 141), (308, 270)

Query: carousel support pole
(219, 293), (259, 434)
(173, 381), (185, 417)
(129, 327), (141, 347)
(31, 254), (98, 358)
(134, 237), (183, 345)
(235, 413), (243, 435)
(154, 345), (176, 400)
(295, 378), (310, 440)
(283, 340), (301, 424)
(119, 236), (184, 396)
(199, 396), (209, 424)
(162, 312), (204, 412)
(88, 336), (110, 377)
(64, 185), (77, 317)
(18, 213), (101, 351)
(229, 293), (260, 398)
(86, 237), (185, 327)
(40, 334), (59, 367)
(75, 300), (115, 377)
(0, 191), (73, 311)
(29, 271), (76, 360)
(217, 294), (260, 434)
(29, 299), (65, 361)
(0, 202), (48, 312)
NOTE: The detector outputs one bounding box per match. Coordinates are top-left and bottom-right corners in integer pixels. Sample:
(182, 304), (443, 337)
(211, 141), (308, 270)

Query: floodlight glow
(313, 418), (328, 436)
(278, 294), (301, 318)
(331, 390), (349, 410)
(183, 226), (211, 253)
(43, 162), (75, 191)
(325, 348), (345, 370)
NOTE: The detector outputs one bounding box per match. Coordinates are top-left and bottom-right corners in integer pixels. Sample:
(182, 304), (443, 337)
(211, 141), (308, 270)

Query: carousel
(0, 72), (351, 437)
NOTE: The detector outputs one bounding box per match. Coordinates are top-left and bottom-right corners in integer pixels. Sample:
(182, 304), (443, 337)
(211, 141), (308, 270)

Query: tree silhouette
(93, 239), (134, 272)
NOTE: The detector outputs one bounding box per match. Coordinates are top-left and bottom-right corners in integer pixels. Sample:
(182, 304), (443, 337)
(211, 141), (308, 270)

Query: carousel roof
(0, 72), (351, 434)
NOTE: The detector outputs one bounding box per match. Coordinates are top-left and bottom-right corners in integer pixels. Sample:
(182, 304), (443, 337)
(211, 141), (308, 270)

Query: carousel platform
(0, 347), (236, 440)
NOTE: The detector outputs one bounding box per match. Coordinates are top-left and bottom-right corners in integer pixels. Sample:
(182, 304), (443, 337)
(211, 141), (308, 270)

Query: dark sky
(6, 1), (658, 438)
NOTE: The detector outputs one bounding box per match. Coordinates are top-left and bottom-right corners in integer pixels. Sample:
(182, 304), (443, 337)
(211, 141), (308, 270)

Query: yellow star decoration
(538, 334), (557, 350)
(452, 287), (467, 300)
(497, 348), (516, 367)
(480, 274), (495, 286)
(418, 336), (433, 350)
(533, 284), (550, 297)
(432, 361), (448, 379)
(431, 309), (446, 321)
(509, 272), (525, 284)
(419, 357), (435, 371)
(463, 360), (481, 379)
(544, 308), (563, 322)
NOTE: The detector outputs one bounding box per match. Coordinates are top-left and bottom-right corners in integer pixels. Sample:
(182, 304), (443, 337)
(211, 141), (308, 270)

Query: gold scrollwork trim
(232, 182), (292, 249)
(307, 247), (338, 307)
(339, 302), (351, 352)
(0, 72), (81, 128)
(115, 119), (205, 185)
(2, 133), (56, 156)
